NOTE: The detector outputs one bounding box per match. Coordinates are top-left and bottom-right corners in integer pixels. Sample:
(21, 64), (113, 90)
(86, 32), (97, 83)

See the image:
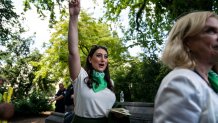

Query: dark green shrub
(13, 98), (32, 115)
(13, 91), (53, 116)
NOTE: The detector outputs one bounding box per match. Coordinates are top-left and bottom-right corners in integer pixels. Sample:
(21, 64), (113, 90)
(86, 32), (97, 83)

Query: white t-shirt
(153, 68), (218, 123)
(72, 67), (116, 118)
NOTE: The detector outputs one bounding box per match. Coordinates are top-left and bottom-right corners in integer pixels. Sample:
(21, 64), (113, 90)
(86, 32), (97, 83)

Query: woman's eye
(205, 27), (217, 34)
(96, 54), (108, 59)
(96, 54), (102, 57)
(104, 55), (108, 59)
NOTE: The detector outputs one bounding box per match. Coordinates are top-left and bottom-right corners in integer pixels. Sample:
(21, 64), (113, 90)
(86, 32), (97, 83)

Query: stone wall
(45, 102), (154, 123)
(120, 102), (154, 123)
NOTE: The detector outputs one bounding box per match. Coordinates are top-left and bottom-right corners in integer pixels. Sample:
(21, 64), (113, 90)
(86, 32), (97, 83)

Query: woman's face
(89, 48), (108, 72)
(187, 17), (218, 65)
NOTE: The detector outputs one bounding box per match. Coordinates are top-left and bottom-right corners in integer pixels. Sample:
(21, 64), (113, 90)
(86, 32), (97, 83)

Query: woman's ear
(183, 38), (191, 52)
(184, 37), (189, 46)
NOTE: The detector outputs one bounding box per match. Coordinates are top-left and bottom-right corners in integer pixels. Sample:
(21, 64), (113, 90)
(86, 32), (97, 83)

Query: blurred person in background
(50, 83), (66, 113)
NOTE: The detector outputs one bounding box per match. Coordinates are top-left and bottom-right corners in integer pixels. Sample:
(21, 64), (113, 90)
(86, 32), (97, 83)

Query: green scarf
(208, 70), (218, 93)
(92, 70), (107, 93)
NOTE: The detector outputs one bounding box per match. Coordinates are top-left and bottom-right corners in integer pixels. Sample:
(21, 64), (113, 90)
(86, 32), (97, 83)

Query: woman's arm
(68, 0), (81, 80)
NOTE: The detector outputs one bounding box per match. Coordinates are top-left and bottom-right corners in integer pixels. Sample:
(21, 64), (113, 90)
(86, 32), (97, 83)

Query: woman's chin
(94, 68), (105, 72)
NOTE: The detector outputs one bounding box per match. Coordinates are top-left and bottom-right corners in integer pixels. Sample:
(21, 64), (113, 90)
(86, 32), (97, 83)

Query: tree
(0, 0), (21, 45)
(103, 0), (217, 56)
(23, 0), (68, 27)
(113, 54), (170, 102)
(0, 0), (39, 99)
(22, 0), (218, 55)
(1, 49), (42, 97)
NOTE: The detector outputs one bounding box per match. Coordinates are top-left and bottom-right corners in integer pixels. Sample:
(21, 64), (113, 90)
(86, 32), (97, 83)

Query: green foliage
(103, 0), (171, 56)
(113, 55), (170, 102)
(0, 0), (39, 100)
(13, 91), (52, 116)
(23, 0), (68, 27)
(103, 0), (218, 57)
(0, 0), (22, 45)
(1, 50), (42, 99)
(22, 0), (218, 55)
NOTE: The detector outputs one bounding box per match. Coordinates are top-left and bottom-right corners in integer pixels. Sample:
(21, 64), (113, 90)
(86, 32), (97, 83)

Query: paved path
(9, 116), (46, 123)
(8, 111), (51, 123)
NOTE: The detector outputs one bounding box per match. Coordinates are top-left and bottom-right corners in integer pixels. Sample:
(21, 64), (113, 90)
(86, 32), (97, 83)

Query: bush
(13, 91), (53, 116)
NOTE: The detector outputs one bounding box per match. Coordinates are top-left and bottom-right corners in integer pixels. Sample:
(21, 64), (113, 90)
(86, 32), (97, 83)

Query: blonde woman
(154, 11), (218, 122)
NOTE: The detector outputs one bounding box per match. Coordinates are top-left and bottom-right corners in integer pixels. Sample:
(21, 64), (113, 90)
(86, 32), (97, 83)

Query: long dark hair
(84, 45), (114, 91)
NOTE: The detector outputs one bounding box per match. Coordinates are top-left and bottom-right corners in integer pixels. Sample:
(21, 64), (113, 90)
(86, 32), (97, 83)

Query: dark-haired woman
(68, 0), (116, 123)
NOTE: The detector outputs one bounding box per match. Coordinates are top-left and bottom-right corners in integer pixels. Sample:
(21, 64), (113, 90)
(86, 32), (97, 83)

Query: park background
(1, 0), (217, 119)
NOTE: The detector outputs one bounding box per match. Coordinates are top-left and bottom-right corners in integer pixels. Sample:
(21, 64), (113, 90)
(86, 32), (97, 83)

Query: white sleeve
(153, 75), (202, 123)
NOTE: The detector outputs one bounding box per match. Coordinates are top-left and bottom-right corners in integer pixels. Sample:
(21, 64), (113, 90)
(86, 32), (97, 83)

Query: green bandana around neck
(208, 70), (218, 93)
(92, 70), (107, 93)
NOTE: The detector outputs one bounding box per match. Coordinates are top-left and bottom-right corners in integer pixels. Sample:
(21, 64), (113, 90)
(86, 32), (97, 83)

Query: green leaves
(103, 0), (218, 58)
(0, 0), (20, 45)
(21, 0), (218, 56)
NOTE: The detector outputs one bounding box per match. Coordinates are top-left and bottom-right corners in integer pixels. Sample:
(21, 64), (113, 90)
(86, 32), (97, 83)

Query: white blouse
(153, 68), (218, 123)
(72, 68), (116, 118)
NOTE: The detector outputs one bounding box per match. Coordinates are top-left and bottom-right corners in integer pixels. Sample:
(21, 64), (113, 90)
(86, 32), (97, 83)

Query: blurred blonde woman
(154, 11), (218, 123)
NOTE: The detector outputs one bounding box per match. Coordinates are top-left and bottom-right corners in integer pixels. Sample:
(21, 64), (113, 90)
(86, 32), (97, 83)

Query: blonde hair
(162, 11), (218, 69)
